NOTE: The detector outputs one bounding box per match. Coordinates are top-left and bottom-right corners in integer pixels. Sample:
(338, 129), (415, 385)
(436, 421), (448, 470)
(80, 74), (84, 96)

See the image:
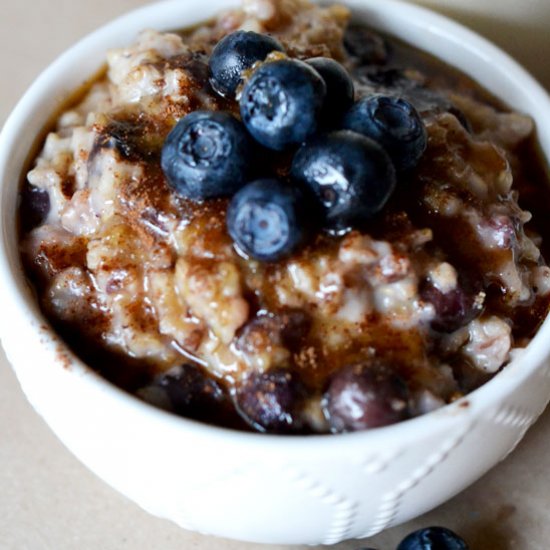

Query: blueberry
(343, 95), (427, 172)
(161, 111), (254, 200)
(157, 364), (225, 419)
(209, 30), (284, 97)
(235, 368), (305, 433)
(291, 130), (396, 230)
(420, 278), (483, 333)
(323, 363), (409, 432)
(344, 24), (390, 65)
(20, 183), (50, 230)
(397, 526), (468, 550)
(227, 178), (310, 262)
(306, 57), (355, 123)
(239, 59), (326, 151)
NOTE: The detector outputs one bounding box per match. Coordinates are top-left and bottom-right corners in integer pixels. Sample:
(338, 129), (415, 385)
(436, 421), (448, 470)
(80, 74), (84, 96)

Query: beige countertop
(1, 1), (550, 549)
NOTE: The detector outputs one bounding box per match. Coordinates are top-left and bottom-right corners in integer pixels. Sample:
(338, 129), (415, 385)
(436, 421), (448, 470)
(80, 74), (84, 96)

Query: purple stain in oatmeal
(478, 214), (517, 250)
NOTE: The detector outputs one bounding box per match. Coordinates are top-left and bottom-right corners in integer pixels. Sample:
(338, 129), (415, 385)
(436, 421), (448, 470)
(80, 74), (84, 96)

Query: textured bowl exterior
(2, 0), (550, 545)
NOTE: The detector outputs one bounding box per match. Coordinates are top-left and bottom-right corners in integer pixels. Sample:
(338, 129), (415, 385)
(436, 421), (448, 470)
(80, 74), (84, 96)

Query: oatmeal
(19, 0), (550, 433)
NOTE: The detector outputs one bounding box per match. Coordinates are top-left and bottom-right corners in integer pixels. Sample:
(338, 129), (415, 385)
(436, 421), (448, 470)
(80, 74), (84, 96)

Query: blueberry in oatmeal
(20, 183), (50, 231)
(227, 178), (310, 262)
(235, 368), (306, 433)
(342, 95), (427, 172)
(161, 110), (254, 199)
(156, 364), (224, 417)
(239, 59), (327, 150)
(344, 23), (390, 65)
(209, 30), (284, 98)
(291, 130), (396, 229)
(420, 273), (484, 333)
(19, 0), (550, 434)
(323, 363), (409, 431)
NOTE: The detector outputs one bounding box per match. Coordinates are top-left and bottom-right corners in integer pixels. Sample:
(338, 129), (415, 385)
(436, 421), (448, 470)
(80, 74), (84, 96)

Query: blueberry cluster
(161, 30), (428, 262)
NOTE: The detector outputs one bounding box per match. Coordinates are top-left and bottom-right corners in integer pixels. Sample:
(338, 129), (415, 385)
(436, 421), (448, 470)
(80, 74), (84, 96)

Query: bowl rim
(1, 0), (550, 452)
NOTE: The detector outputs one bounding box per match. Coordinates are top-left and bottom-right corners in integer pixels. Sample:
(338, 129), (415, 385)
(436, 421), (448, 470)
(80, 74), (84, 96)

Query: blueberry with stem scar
(227, 178), (310, 262)
(240, 59), (326, 151)
(161, 111), (254, 200)
(343, 95), (427, 172)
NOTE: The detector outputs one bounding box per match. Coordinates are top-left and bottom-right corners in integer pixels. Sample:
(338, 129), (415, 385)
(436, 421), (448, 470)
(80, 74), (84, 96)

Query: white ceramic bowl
(2, 0), (550, 545)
